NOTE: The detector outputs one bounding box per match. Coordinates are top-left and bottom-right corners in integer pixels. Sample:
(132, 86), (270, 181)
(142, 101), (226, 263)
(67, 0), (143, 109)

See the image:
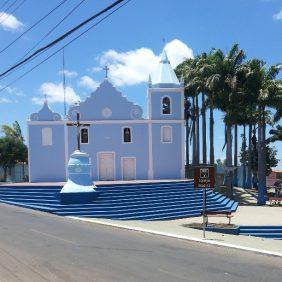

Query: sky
(0, 0), (281, 168)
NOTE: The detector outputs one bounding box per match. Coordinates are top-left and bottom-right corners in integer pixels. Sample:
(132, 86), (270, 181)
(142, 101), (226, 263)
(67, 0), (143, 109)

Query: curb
(68, 216), (282, 258)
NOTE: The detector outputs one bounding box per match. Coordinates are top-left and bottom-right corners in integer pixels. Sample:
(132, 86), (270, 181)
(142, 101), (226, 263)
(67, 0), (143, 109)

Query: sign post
(194, 165), (215, 239)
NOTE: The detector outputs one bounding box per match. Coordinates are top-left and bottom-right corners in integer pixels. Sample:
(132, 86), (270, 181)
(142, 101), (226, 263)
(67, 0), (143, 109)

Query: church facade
(27, 51), (185, 182)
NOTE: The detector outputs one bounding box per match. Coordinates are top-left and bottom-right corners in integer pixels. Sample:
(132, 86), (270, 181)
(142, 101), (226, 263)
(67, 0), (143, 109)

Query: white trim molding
(148, 122), (154, 179)
(28, 119), (184, 125)
(27, 124), (32, 182)
(181, 123), (185, 178)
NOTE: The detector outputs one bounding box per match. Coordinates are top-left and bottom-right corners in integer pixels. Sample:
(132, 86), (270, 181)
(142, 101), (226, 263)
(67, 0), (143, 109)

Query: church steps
(0, 190), (221, 206)
(52, 194), (225, 210)
(0, 186), (199, 197)
(0, 187), (214, 200)
(54, 201), (230, 216)
(0, 194), (233, 215)
(0, 181), (238, 220)
(56, 203), (229, 218)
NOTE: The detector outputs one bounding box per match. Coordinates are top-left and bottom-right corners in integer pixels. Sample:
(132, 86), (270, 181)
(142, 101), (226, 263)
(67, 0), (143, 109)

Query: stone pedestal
(60, 150), (98, 204)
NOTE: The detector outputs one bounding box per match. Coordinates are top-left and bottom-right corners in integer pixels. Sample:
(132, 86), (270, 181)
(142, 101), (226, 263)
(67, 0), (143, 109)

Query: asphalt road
(0, 203), (281, 282)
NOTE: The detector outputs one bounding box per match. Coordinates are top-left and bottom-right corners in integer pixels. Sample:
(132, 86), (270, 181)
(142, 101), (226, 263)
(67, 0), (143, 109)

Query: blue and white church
(28, 50), (185, 182)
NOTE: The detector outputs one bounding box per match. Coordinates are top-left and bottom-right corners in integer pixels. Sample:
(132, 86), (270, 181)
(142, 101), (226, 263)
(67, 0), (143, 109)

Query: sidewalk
(70, 205), (282, 257)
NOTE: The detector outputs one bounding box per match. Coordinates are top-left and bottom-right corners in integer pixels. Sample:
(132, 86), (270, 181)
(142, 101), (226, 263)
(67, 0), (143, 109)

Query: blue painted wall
(28, 51), (185, 182)
(28, 124), (66, 182)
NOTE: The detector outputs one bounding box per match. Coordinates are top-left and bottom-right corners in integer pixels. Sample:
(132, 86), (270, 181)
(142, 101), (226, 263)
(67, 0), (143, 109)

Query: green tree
(0, 121), (27, 181)
(268, 125), (282, 143)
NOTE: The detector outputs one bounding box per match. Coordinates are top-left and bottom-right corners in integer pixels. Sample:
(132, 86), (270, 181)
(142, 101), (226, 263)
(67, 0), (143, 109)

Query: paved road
(0, 203), (281, 282)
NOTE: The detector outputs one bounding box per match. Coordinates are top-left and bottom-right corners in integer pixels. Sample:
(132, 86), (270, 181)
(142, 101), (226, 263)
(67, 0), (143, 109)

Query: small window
(42, 128), (52, 146)
(81, 128), (89, 144)
(162, 126), (172, 143)
(162, 97), (171, 115)
(123, 127), (131, 143)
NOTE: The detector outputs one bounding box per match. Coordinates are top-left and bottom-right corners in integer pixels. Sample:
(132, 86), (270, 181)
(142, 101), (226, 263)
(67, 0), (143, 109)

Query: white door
(98, 152), (115, 180)
(122, 157), (136, 180)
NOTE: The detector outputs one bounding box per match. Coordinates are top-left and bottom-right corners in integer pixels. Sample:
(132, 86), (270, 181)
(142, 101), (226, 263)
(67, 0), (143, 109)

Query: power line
(0, 0), (131, 94)
(0, 0), (26, 26)
(19, 0), (87, 62)
(0, 0), (86, 82)
(0, 0), (11, 11)
(0, 0), (69, 55)
(0, 0), (18, 20)
(0, 0), (126, 79)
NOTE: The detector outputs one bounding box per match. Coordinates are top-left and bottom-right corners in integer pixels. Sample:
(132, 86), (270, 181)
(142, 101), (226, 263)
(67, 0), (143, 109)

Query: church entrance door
(98, 152), (115, 180)
(122, 157), (136, 180)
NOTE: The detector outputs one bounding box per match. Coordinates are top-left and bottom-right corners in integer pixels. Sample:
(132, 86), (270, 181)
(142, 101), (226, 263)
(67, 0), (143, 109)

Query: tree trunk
(257, 108), (266, 205)
(185, 97), (190, 178)
(226, 124), (233, 198)
(246, 123), (252, 188)
(3, 167), (7, 182)
(209, 106), (214, 165)
(195, 95), (200, 164)
(233, 124), (238, 186)
(242, 125), (246, 188)
(192, 97), (196, 165)
(22, 162), (25, 182)
(201, 93), (207, 164)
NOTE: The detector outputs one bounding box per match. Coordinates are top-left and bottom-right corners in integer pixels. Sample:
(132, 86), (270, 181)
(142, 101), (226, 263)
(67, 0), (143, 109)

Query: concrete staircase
(0, 181), (238, 220)
(239, 226), (282, 240)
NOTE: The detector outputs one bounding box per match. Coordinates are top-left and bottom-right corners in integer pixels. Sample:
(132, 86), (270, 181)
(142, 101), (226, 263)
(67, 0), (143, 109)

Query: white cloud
(78, 75), (99, 90)
(164, 39), (194, 68)
(0, 12), (23, 31)
(0, 84), (24, 97)
(58, 69), (78, 78)
(0, 97), (13, 103)
(273, 10), (282, 20)
(95, 39), (193, 86)
(32, 82), (80, 105)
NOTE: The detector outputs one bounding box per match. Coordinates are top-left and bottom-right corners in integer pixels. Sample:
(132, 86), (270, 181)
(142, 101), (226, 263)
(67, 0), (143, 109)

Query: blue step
(0, 181), (238, 221)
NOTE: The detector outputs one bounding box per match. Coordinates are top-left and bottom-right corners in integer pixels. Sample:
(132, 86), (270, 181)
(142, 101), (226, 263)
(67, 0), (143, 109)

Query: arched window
(81, 128), (89, 144)
(162, 97), (171, 114)
(123, 127), (131, 143)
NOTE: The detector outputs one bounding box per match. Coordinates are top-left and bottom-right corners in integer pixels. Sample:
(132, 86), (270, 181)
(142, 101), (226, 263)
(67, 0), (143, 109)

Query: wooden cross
(103, 65), (109, 78)
(66, 112), (90, 151)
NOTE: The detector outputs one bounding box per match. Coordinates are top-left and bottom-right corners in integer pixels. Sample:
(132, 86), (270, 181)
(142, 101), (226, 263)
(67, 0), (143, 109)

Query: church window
(161, 126), (172, 143)
(81, 128), (89, 144)
(162, 97), (171, 114)
(123, 127), (132, 143)
(42, 128), (52, 146)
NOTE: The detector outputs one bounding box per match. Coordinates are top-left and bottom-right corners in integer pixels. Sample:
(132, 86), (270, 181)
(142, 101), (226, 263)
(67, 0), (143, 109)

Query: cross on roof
(103, 65), (109, 78)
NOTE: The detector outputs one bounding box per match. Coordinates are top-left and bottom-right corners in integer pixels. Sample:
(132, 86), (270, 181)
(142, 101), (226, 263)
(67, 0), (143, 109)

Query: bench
(201, 211), (234, 225)
(269, 197), (282, 206)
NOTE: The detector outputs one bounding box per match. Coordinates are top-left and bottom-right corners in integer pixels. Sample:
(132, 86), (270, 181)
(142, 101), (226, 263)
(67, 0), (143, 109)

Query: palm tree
(211, 44), (246, 197)
(268, 125), (282, 142)
(256, 65), (282, 204)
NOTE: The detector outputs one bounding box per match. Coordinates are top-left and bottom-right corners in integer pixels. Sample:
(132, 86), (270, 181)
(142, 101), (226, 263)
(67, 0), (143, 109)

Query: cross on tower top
(103, 65), (109, 78)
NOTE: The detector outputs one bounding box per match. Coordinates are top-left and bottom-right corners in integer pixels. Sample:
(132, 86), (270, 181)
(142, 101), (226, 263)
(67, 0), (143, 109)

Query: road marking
(68, 217), (282, 258)
(30, 229), (75, 245)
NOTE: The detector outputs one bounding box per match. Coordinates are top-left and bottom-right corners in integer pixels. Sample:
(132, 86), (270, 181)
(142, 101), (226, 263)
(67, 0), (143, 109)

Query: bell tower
(147, 49), (185, 179)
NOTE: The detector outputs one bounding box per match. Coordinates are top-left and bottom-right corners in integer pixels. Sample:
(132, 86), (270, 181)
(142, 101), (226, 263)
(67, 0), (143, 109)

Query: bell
(60, 150), (99, 204)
